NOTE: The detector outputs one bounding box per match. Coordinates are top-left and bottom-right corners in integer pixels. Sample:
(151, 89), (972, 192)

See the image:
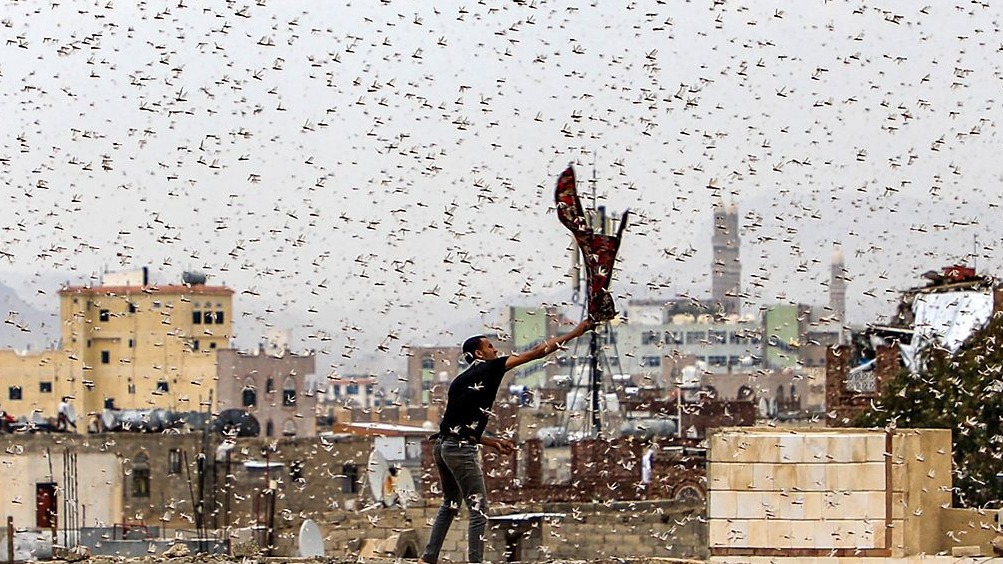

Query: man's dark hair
(461, 335), (487, 364)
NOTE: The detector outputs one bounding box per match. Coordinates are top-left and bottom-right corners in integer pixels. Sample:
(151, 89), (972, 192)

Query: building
(0, 269), (235, 422)
(711, 202), (741, 316)
(763, 303), (841, 370)
(215, 347), (318, 438)
(56, 269), (234, 415)
(0, 432), (375, 538)
(618, 298), (763, 385)
(827, 265), (1001, 426)
(829, 244), (847, 322)
(404, 345), (462, 405)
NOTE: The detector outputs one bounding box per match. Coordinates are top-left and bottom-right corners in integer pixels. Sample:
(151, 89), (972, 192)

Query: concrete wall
(0, 449), (123, 529)
(707, 427), (952, 558)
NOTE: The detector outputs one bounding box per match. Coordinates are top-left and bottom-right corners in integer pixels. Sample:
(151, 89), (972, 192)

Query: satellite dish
(367, 449), (389, 504)
(212, 409), (260, 437)
(101, 410), (119, 431)
(297, 519), (324, 557)
(395, 467), (418, 508)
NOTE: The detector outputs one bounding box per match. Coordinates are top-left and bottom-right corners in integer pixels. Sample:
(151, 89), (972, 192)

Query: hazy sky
(3, 1), (1002, 376)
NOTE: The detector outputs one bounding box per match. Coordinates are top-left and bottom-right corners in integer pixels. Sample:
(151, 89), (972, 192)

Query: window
(132, 453), (150, 497)
(603, 331), (617, 345)
(101, 350), (110, 364)
(128, 339), (134, 348)
(242, 386), (257, 408)
(290, 460), (304, 483)
(708, 330), (727, 344)
(167, 449), (182, 475)
(266, 377), (275, 393)
(661, 329), (686, 343)
(342, 463), (359, 493)
(191, 339), (200, 352)
(192, 311), (202, 324)
(104, 398), (116, 409)
(708, 355), (728, 366)
(128, 382), (136, 394)
(282, 419), (297, 436)
(346, 383), (359, 395)
(156, 381), (169, 393)
(8, 386), (22, 400)
(99, 309), (110, 322)
(421, 355), (435, 370)
(685, 331), (705, 344)
(214, 311), (224, 324)
(39, 382), (52, 393)
(282, 378), (296, 406)
(641, 356), (662, 367)
(128, 303), (137, 314)
(641, 330), (660, 345)
(265, 420), (274, 437)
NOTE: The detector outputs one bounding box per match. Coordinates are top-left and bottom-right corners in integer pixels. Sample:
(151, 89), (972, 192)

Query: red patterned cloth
(554, 166), (628, 322)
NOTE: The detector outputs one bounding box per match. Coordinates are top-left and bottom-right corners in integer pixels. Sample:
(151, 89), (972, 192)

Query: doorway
(36, 482), (57, 529)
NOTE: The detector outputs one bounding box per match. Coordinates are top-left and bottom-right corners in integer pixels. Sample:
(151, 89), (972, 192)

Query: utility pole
(589, 205), (608, 437)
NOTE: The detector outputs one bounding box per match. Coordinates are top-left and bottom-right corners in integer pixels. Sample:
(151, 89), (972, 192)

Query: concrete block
(951, 545), (984, 557)
(709, 489), (738, 519)
(774, 492), (807, 520)
(793, 463), (827, 491)
(775, 434), (805, 462)
(735, 491), (766, 519)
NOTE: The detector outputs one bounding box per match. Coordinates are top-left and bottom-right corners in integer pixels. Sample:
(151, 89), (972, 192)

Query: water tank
(182, 271), (207, 285)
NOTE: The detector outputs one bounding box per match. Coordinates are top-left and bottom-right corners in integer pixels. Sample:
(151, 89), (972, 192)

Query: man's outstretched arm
(504, 318), (593, 371)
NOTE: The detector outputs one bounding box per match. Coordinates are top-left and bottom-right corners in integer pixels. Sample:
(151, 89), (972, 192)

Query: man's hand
(481, 437), (515, 456)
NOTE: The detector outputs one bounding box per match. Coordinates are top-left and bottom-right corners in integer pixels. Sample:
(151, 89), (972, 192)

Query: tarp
(900, 290), (993, 370)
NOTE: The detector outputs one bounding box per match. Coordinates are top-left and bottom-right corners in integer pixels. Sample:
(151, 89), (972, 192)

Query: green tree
(855, 313), (1003, 507)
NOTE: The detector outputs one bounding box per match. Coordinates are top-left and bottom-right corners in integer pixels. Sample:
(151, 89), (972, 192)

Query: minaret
(712, 201), (741, 315)
(830, 245), (846, 321)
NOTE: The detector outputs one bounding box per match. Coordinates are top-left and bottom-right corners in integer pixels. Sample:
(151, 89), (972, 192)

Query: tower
(830, 245), (847, 321)
(712, 202), (741, 315)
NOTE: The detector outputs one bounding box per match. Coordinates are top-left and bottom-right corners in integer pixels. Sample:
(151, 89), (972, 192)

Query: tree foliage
(855, 313), (1003, 507)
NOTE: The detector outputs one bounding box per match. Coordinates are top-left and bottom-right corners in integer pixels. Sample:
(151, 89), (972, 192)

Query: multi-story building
(56, 269), (233, 416)
(763, 303), (841, 370)
(215, 347), (317, 438)
(0, 268), (236, 424)
(617, 298), (763, 387)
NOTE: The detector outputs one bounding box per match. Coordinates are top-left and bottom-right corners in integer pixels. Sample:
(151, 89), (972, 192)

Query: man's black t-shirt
(438, 357), (508, 442)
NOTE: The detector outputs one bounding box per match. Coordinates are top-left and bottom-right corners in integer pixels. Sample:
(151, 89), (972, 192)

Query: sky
(3, 1), (1003, 377)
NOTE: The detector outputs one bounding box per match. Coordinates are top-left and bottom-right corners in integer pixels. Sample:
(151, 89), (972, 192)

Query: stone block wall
(707, 427), (952, 558)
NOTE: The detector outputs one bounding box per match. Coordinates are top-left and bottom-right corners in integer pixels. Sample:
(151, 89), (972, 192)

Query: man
(420, 317), (592, 564)
(57, 396), (76, 431)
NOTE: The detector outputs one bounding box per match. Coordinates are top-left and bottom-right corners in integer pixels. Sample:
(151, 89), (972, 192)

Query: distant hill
(0, 280), (58, 352)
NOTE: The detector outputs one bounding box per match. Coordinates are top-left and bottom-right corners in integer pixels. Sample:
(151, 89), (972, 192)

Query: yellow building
(0, 270), (234, 423)
(0, 348), (61, 420)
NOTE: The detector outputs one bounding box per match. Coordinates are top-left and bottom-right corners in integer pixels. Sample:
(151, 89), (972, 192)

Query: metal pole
(590, 328), (601, 436)
(224, 450), (232, 556)
(7, 516), (14, 564)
